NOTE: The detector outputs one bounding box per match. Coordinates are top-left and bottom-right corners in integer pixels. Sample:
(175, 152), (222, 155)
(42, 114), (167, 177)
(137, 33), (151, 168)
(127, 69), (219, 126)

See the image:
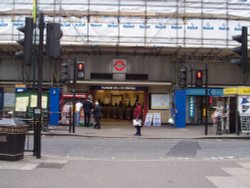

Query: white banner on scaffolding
(1, 0), (250, 48)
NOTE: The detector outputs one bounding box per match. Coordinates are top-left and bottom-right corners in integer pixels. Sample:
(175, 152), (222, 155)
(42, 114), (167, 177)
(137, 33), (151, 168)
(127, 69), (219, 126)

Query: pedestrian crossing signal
(76, 62), (85, 80)
(195, 70), (203, 87)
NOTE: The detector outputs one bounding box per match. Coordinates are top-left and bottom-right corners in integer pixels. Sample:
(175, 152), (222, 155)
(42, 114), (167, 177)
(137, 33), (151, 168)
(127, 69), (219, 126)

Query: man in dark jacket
(93, 101), (102, 129)
(83, 96), (93, 127)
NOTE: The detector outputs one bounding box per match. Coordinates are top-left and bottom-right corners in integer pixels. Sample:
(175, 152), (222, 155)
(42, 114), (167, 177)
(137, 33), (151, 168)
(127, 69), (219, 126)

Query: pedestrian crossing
(207, 162), (250, 188)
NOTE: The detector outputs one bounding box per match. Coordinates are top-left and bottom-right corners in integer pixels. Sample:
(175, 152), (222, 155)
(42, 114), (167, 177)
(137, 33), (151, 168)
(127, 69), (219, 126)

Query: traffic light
(76, 61), (85, 80)
(195, 70), (203, 87)
(179, 66), (187, 88)
(46, 22), (63, 59)
(231, 26), (248, 73)
(15, 17), (34, 65)
(60, 63), (69, 83)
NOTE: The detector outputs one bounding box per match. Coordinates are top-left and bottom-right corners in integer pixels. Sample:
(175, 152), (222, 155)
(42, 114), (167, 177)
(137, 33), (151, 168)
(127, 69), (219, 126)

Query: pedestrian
(83, 95), (93, 127)
(133, 101), (142, 136)
(93, 101), (102, 129)
(75, 100), (83, 126)
(169, 103), (178, 127)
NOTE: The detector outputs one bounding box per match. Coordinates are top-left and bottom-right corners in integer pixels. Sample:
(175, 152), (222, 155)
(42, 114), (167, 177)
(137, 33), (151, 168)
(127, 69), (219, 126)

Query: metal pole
(191, 68), (193, 87)
(205, 64), (208, 135)
(69, 107), (72, 133)
(72, 58), (77, 133)
(36, 13), (44, 159)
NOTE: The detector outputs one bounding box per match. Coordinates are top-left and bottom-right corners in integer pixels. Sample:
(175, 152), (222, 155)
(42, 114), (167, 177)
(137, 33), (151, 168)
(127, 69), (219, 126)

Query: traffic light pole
(205, 64), (208, 135)
(34, 13), (44, 159)
(72, 58), (77, 133)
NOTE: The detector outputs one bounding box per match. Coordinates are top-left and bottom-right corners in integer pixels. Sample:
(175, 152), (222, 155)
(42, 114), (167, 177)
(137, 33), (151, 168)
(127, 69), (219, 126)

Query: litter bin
(0, 118), (28, 161)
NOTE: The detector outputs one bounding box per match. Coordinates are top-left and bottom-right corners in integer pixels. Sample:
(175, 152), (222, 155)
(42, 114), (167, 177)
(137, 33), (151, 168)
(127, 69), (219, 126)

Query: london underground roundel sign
(112, 59), (127, 73)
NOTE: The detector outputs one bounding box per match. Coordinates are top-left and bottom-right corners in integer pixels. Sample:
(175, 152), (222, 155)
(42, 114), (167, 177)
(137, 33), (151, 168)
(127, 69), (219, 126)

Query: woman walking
(133, 102), (142, 136)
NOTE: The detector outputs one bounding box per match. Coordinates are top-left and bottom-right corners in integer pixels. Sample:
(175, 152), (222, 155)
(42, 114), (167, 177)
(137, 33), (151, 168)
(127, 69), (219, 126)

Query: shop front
(186, 88), (224, 125)
(174, 88), (223, 128)
(223, 87), (250, 134)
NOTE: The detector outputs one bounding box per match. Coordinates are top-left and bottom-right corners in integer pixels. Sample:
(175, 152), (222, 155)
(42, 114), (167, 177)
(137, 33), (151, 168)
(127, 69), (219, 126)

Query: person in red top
(133, 101), (142, 136)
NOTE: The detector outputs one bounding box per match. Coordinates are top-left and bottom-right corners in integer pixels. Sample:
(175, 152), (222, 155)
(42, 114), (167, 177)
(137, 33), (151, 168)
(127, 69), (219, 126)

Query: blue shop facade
(174, 88), (224, 128)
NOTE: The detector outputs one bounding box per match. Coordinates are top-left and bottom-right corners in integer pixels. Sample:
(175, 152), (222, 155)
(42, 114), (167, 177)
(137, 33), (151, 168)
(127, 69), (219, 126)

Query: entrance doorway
(94, 89), (146, 122)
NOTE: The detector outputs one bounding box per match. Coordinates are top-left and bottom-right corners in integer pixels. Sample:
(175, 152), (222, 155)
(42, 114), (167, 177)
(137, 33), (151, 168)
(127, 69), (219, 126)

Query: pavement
(41, 120), (250, 139)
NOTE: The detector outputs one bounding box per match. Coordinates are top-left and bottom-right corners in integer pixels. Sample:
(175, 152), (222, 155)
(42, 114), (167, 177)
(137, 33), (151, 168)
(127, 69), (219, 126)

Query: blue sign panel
(49, 88), (60, 126)
(186, 88), (223, 96)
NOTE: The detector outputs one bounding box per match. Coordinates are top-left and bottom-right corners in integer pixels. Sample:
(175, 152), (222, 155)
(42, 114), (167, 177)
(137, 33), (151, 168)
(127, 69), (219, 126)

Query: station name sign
(101, 86), (135, 90)
(90, 86), (148, 91)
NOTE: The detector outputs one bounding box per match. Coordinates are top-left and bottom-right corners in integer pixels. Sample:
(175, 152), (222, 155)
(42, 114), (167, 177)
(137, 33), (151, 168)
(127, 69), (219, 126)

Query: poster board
(15, 96), (29, 112)
(238, 96), (250, 115)
(150, 94), (169, 110)
(153, 113), (161, 126)
(144, 113), (162, 126)
(238, 96), (250, 133)
(144, 113), (153, 126)
(4, 93), (15, 108)
(15, 92), (49, 112)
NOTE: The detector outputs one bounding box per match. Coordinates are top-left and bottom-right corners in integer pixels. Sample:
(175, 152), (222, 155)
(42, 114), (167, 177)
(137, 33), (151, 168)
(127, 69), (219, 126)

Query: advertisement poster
(153, 113), (161, 126)
(30, 95), (48, 109)
(151, 94), (169, 109)
(4, 93), (15, 108)
(238, 96), (250, 115)
(15, 96), (29, 112)
(144, 113), (153, 126)
(238, 96), (250, 133)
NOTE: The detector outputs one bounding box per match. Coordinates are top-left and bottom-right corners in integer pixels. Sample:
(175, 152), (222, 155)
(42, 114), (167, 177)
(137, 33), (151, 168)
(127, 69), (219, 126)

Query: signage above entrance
(224, 87), (250, 95)
(90, 86), (148, 91)
(186, 88), (223, 96)
(112, 59), (127, 73)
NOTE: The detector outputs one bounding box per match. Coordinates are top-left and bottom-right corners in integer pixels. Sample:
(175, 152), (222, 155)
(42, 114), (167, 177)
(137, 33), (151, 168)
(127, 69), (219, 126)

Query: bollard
(216, 116), (222, 135)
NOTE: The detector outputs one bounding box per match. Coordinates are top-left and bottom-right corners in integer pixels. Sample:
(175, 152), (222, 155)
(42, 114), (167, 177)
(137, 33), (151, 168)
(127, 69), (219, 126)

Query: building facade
(0, 0), (249, 124)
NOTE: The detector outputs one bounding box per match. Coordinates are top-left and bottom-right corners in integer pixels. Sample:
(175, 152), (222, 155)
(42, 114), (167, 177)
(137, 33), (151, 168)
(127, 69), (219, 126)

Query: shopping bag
(168, 118), (174, 124)
(133, 119), (142, 126)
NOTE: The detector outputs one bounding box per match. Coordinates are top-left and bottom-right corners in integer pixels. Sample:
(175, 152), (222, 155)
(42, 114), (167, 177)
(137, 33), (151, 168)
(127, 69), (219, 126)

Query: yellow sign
(238, 87), (250, 95)
(224, 87), (238, 95)
(224, 87), (250, 95)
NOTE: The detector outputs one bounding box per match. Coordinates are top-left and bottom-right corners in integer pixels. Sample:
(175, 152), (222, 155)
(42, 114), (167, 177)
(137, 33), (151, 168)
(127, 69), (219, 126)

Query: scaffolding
(0, 0), (249, 49)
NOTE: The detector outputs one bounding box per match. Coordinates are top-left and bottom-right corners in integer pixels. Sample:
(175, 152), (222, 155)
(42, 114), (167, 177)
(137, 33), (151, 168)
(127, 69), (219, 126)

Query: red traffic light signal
(196, 71), (203, 79)
(76, 62), (85, 80)
(195, 70), (203, 87)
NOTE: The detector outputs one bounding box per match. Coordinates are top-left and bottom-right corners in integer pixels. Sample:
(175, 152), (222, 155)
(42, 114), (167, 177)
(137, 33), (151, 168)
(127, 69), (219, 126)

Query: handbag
(133, 119), (142, 126)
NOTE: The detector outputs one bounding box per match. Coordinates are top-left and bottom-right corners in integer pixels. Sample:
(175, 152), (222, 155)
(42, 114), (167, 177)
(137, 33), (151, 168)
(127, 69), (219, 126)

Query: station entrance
(91, 86), (147, 123)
